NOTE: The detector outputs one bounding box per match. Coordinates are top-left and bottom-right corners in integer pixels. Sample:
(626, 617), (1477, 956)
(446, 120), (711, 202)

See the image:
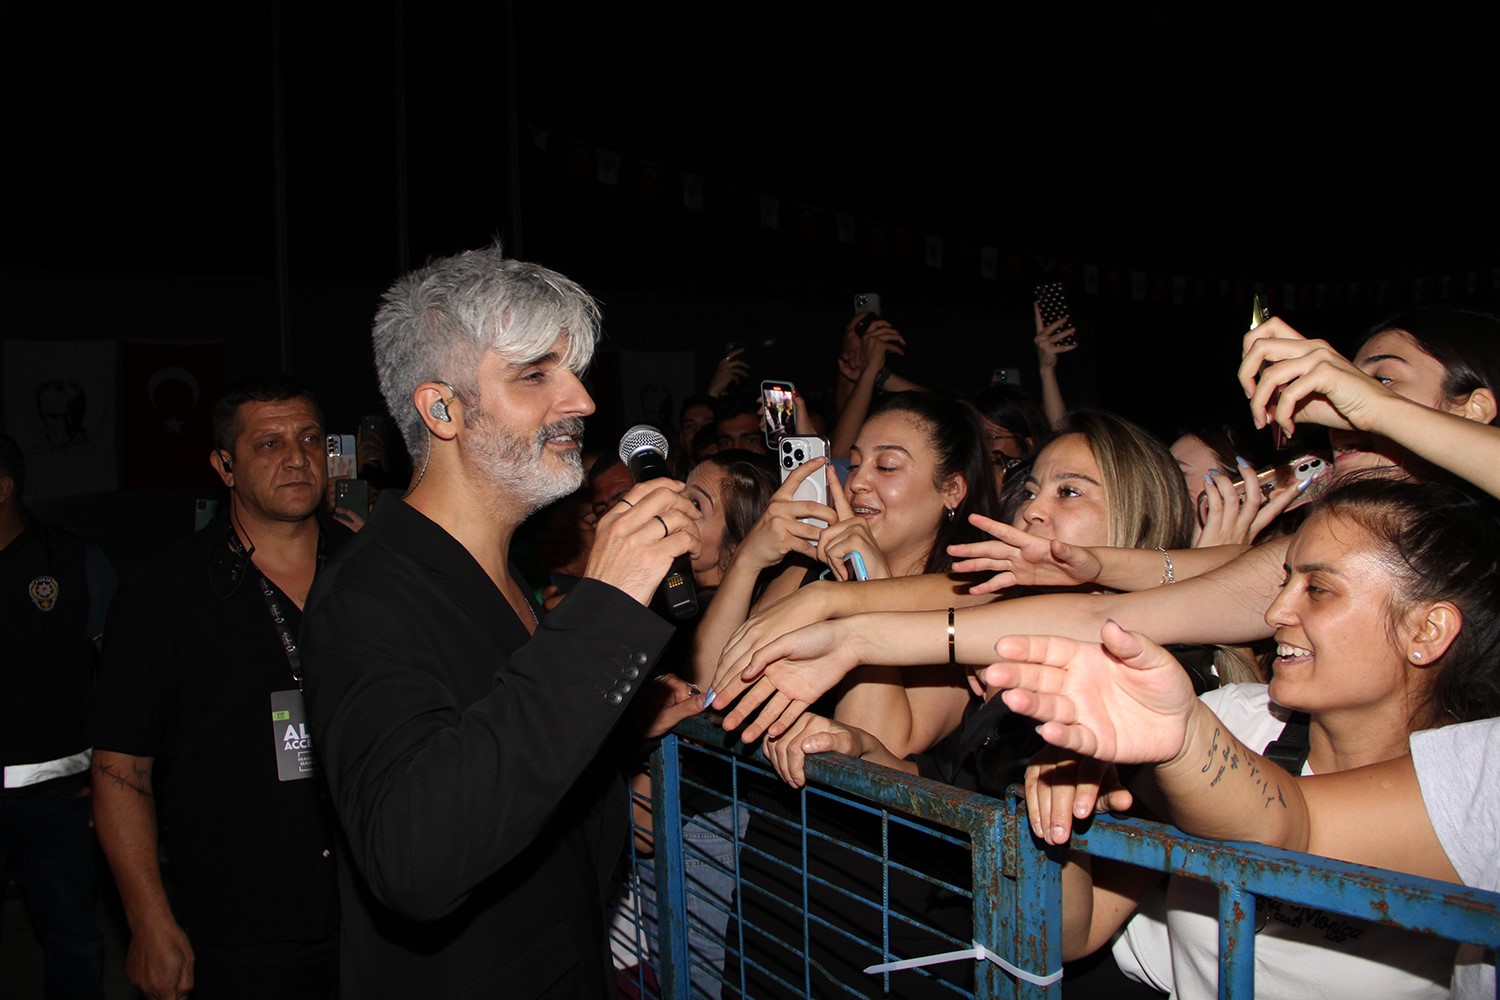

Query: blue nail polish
(1297, 477), (1312, 493)
(1204, 473), (1215, 488)
(702, 689), (717, 708)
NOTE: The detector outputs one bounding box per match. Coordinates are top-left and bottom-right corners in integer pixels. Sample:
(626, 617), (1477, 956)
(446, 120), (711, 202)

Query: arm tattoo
(94, 758), (153, 798)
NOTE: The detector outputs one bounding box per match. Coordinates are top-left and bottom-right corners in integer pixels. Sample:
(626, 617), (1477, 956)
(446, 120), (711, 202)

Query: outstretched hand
(712, 620), (860, 744)
(948, 513), (1102, 594)
(983, 620), (1198, 763)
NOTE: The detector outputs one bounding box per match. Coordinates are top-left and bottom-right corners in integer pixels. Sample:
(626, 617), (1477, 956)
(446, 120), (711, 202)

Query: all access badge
(28, 576), (59, 611)
(271, 690), (318, 781)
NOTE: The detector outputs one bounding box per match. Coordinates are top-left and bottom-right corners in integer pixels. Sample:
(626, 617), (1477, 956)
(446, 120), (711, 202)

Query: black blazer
(303, 500), (674, 998)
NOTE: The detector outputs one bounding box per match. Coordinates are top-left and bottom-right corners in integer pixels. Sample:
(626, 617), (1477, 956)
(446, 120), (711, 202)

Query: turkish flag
(120, 341), (225, 490)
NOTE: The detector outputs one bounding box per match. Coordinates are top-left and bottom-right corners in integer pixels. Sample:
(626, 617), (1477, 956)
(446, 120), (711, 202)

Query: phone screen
(761, 380), (795, 447)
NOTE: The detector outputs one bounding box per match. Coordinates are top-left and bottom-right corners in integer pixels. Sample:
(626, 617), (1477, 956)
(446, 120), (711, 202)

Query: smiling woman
(1066, 475), (1500, 1000)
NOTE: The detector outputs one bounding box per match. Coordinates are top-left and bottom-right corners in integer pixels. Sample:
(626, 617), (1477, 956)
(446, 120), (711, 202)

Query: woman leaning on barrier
(1027, 476), (1500, 1000)
(990, 558), (1500, 1000)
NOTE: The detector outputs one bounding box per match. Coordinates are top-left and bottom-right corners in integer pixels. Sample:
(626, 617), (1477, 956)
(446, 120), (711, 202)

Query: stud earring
(1411, 650), (1424, 661)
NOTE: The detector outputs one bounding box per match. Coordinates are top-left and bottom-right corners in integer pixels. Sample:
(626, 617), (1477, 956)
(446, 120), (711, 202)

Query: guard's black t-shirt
(91, 512), (345, 946)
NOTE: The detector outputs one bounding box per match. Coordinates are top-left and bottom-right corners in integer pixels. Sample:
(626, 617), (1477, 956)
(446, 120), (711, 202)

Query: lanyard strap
(229, 526), (326, 690)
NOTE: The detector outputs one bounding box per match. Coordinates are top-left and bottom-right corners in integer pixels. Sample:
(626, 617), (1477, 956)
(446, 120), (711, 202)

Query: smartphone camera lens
(782, 456), (794, 470)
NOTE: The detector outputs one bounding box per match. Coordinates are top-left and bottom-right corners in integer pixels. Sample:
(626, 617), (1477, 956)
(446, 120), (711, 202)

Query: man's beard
(465, 410), (586, 512)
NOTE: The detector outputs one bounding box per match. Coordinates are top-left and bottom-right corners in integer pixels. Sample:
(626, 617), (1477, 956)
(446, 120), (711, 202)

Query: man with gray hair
(302, 245), (704, 997)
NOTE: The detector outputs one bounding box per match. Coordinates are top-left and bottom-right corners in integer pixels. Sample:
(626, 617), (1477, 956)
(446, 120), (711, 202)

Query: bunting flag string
(529, 124), (1499, 310)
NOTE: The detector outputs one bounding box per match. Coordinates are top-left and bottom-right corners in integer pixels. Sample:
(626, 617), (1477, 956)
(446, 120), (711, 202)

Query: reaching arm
(949, 513), (1254, 595)
(830, 323), (905, 457)
(983, 622), (1462, 885)
(1151, 711), (1458, 883)
(92, 751), (194, 1000)
(1242, 317), (1500, 499)
(1034, 302), (1076, 430)
(712, 541), (1283, 740)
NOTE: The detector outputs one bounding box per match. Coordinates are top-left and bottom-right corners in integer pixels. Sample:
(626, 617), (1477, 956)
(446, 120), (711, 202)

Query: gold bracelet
(947, 607), (957, 664)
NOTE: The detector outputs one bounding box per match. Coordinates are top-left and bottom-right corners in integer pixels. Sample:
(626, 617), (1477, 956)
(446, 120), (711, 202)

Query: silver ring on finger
(654, 514), (669, 538)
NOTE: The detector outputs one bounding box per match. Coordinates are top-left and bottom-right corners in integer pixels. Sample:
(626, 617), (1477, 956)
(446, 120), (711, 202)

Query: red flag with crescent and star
(120, 341), (225, 491)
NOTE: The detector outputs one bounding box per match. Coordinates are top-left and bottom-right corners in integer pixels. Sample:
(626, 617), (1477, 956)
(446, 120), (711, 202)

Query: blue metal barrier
(616, 716), (1500, 999)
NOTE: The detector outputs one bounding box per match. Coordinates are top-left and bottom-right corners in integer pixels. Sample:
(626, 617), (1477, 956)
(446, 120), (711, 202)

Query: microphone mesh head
(619, 424), (670, 462)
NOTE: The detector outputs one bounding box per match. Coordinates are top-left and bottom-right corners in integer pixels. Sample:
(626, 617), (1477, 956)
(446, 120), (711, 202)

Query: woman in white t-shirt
(1043, 475), (1500, 1000)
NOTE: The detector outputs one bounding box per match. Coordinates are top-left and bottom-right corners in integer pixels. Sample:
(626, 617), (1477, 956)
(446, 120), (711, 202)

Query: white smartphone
(778, 435), (830, 528)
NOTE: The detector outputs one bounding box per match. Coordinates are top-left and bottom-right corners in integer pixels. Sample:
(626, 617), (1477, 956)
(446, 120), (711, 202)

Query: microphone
(618, 425), (699, 620)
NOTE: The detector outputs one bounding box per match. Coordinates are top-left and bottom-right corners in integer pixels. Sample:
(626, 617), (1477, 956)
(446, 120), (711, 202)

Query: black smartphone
(334, 478), (370, 520)
(761, 379), (796, 448)
(853, 292), (882, 318)
(1035, 281), (1076, 347)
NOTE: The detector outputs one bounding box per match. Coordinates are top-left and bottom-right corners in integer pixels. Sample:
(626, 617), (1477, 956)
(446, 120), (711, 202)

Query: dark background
(6, 1), (1498, 558)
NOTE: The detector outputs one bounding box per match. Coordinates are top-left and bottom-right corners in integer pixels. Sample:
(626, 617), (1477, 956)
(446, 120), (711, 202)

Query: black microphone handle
(622, 444), (699, 619)
(626, 448), (672, 484)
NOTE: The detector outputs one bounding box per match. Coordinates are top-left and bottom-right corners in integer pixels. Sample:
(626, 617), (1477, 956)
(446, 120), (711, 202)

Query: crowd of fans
(4, 264), (1499, 1000)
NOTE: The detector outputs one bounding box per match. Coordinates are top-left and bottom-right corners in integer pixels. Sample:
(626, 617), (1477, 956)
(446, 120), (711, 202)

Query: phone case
(1036, 281), (1076, 346)
(779, 436), (830, 528)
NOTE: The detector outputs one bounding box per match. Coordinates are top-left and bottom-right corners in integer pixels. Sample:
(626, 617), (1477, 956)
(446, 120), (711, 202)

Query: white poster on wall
(3, 339), (118, 499)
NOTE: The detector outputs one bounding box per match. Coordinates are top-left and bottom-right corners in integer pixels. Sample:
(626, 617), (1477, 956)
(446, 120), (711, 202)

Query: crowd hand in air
(586, 481), (702, 607)
(707, 347), (751, 397)
(763, 712), (883, 788)
(983, 619), (1199, 789)
(1023, 744), (1134, 846)
(791, 391), (817, 435)
(1193, 464), (1301, 548)
(948, 513), (1103, 594)
(837, 316), (905, 382)
(1238, 317), (1397, 437)
(1034, 302), (1079, 369)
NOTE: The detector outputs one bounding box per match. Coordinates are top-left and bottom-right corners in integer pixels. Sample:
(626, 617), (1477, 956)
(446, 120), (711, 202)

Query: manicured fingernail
(1236, 456), (1252, 467)
(1297, 478), (1312, 493)
(703, 689), (717, 708)
(1204, 474), (1215, 487)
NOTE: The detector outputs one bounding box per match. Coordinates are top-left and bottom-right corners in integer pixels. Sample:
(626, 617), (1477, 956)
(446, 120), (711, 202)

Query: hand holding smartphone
(1035, 281), (1077, 347)
(779, 436), (830, 528)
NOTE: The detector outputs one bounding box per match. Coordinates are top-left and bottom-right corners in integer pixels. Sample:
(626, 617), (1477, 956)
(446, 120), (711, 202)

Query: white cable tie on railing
(863, 940), (1064, 986)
